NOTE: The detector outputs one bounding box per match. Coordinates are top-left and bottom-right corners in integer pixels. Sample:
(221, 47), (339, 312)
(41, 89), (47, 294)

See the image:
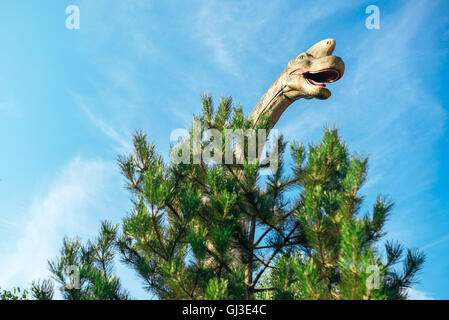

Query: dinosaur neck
(249, 70), (302, 132)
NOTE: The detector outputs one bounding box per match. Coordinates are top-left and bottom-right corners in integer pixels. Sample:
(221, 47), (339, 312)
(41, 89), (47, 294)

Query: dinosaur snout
(284, 38), (345, 101)
(310, 55), (345, 80)
(307, 38), (336, 58)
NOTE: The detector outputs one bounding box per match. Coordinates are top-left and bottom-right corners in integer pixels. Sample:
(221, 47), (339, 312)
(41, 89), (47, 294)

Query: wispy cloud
(407, 288), (435, 300)
(0, 217), (20, 232)
(194, 0), (280, 77)
(0, 157), (118, 290)
(422, 233), (449, 251)
(72, 93), (133, 153)
(194, 0), (353, 79)
(0, 99), (19, 117)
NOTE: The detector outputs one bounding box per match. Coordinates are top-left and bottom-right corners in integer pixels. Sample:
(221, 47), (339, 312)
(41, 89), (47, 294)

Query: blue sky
(0, 0), (448, 299)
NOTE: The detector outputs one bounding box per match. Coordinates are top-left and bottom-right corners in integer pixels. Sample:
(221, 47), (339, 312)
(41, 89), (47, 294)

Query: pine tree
(0, 287), (28, 300)
(34, 221), (129, 300)
(116, 95), (291, 299)
(256, 129), (425, 300)
(114, 95), (424, 299)
(38, 95), (424, 300)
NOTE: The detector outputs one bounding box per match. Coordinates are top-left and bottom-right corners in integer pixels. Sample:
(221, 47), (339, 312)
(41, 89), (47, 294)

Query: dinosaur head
(284, 39), (345, 100)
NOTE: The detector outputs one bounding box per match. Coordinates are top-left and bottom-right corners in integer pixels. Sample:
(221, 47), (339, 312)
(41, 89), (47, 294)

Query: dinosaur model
(236, 39), (345, 291)
(249, 38), (345, 132)
(201, 39), (345, 294)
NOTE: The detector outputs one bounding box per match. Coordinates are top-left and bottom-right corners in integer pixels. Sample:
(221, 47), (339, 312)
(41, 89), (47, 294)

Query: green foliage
(256, 128), (425, 300)
(46, 221), (129, 300)
(204, 278), (228, 300)
(116, 95), (296, 299)
(0, 287), (28, 300)
(40, 95), (424, 300)
(116, 96), (424, 300)
(31, 279), (54, 300)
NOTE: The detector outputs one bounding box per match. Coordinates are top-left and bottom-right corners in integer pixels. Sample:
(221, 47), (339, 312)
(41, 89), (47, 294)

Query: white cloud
(0, 157), (119, 290)
(407, 288), (435, 300)
(0, 99), (18, 116)
(422, 233), (449, 251)
(194, 0), (352, 77)
(72, 93), (133, 154)
(194, 0), (279, 76)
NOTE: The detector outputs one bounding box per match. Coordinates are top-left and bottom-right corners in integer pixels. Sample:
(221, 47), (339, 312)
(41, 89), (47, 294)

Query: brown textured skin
(249, 39), (345, 131)
(236, 40), (345, 296)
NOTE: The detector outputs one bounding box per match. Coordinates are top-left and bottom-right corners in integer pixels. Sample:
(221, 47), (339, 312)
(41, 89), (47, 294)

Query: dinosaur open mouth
(303, 69), (341, 87)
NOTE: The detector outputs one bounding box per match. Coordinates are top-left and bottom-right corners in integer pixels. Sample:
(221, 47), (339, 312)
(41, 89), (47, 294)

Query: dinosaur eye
(299, 55), (305, 60)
